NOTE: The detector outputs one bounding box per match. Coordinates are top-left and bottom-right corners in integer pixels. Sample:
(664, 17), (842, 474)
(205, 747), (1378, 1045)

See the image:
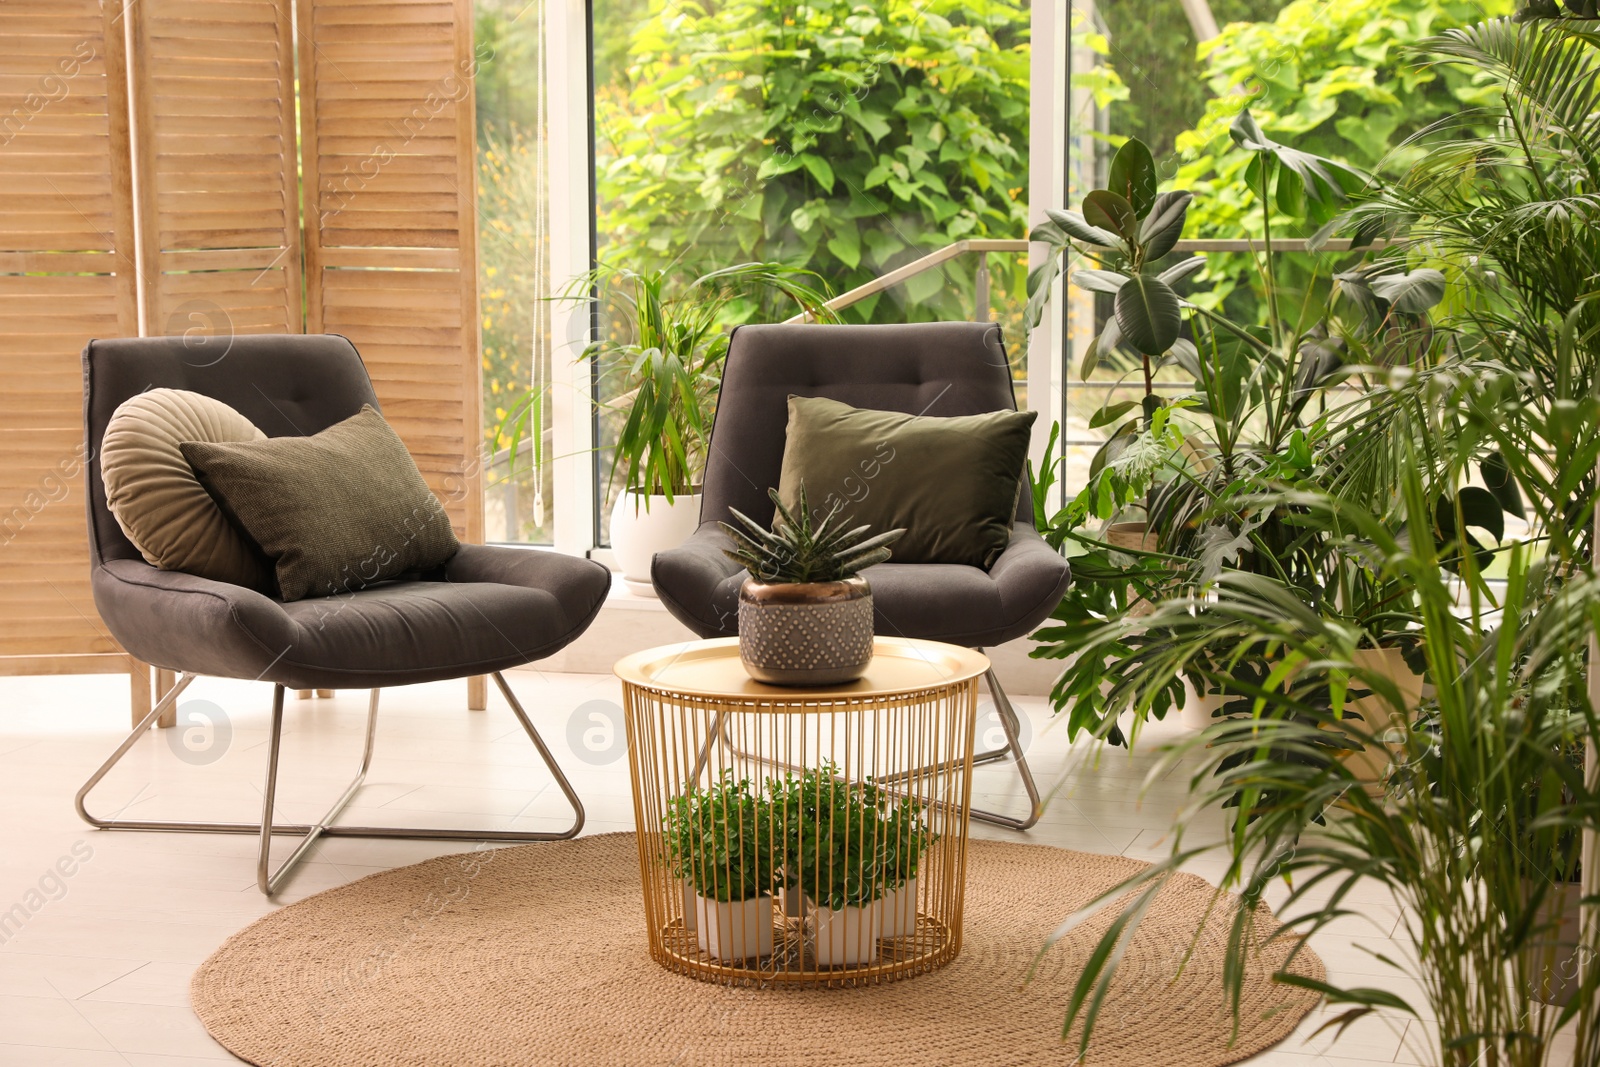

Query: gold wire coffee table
(614, 637), (987, 988)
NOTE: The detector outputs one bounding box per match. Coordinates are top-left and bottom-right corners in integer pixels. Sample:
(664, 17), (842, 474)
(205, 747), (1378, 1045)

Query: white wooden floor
(0, 669), (1435, 1066)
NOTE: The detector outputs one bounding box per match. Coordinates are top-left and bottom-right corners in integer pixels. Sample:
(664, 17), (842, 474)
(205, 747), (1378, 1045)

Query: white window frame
(537, 0), (1070, 556)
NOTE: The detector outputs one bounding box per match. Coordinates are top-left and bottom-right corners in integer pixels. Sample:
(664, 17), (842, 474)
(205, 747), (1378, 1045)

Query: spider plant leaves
(1140, 191), (1194, 260)
(1107, 138), (1159, 220)
(1114, 273), (1183, 356)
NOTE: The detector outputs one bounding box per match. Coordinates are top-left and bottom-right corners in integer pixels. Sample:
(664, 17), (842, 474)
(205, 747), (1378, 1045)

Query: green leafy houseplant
(662, 769), (778, 904)
(1044, 461), (1600, 1067)
(1024, 117), (1452, 744)
(769, 764), (892, 912)
(571, 262), (834, 504)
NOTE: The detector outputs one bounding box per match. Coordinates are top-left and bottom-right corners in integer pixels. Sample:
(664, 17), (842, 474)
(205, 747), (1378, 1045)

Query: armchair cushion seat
(93, 544), (611, 691)
(654, 522), (1069, 648)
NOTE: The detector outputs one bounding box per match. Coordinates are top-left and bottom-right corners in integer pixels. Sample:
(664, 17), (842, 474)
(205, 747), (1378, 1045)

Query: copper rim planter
(737, 576), (875, 686)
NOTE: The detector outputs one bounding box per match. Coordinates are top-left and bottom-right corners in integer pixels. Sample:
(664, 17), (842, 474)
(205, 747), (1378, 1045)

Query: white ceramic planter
(813, 902), (882, 966)
(681, 878), (696, 932)
(878, 876), (919, 938)
(609, 491), (701, 597)
(694, 893), (774, 962)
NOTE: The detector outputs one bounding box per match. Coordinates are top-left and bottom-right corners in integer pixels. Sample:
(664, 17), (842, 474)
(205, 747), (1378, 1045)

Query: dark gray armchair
(76, 334), (612, 894)
(652, 321), (1072, 829)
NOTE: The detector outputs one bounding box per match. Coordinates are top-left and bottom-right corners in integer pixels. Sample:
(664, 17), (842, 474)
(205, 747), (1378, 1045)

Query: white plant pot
(609, 491), (701, 596)
(694, 893), (774, 962)
(812, 902), (882, 966)
(878, 876), (919, 938)
(681, 878), (696, 932)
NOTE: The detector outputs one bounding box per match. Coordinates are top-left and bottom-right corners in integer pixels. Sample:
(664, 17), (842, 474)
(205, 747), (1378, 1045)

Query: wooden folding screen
(0, 0), (486, 710)
(127, 0), (303, 339)
(0, 2), (139, 680)
(297, 0), (484, 545)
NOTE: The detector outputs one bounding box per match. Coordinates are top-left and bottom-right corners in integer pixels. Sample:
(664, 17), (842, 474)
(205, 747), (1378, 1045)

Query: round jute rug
(191, 834), (1323, 1067)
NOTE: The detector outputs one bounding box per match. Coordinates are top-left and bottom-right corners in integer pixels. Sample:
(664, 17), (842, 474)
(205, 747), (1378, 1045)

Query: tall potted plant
(568, 262), (833, 594)
(1045, 462), (1600, 1067)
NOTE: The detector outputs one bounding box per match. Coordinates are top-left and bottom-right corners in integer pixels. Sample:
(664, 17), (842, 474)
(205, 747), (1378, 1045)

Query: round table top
(613, 637), (990, 701)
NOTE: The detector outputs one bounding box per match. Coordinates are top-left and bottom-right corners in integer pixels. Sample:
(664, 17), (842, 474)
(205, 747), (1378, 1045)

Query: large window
(588, 0), (1036, 534)
(475, 0), (556, 544)
(1057, 0), (1509, 489)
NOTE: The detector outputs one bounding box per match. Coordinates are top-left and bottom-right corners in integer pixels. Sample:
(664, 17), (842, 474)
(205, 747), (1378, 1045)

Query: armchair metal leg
(969, 666), (1043, 831)
(77, 671), (587, 897)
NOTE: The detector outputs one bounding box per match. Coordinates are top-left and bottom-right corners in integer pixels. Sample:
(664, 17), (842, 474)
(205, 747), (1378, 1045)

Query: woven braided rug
(191, 833), (1323, 1066)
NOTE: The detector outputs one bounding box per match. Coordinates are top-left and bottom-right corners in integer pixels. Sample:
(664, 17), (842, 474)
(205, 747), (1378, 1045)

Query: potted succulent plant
(878, 798), (935, 939)
(771, 764), (892, 967)
(662, 769), (779, 962)
(721, 484), (904, 685)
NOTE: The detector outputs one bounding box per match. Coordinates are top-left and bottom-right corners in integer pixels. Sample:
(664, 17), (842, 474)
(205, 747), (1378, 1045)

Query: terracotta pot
(737, 576), (875, 686)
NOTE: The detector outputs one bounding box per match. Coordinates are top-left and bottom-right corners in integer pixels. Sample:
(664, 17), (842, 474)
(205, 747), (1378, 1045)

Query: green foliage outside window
(1165, 0), (1512, 313)
(592, 0), (1032, 324)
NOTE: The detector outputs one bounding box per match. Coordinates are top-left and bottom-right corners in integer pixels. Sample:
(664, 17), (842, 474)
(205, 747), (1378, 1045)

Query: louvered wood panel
(297, 0), (484, 542)
(129, 0), (302, 339)
(0, 0), (138, 672)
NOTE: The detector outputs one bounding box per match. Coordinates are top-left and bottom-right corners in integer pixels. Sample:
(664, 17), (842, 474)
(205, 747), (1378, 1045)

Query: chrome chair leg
(77, 671), (587, 897)
(970, 666), (1043, 831)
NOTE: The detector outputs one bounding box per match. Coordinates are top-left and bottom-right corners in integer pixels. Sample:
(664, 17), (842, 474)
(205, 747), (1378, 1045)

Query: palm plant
(1026, 115), (1459, 743)
(569, 261), (834, 503)
(1334, 12), (1600, 551)
(1046, 464), (1600, 1067)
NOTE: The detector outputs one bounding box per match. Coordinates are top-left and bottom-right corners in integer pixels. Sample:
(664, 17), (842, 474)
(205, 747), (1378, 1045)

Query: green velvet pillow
(180, 405), (460, 602)
(777, 395), (1036, 570)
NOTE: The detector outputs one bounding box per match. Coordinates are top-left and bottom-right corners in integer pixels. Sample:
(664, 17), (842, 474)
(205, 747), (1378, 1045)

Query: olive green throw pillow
(777, 395), (1036, 570)
(180, 406), (460, 602)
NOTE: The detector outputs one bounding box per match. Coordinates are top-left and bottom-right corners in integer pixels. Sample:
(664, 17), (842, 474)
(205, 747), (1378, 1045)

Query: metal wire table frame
(615, 637), (989, 987)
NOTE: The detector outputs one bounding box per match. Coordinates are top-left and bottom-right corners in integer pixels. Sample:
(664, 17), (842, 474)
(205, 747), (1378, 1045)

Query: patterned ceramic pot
(737, 577), (874, 685)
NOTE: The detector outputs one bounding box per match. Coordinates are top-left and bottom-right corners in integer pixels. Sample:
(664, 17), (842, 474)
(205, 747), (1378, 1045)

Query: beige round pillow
(101, 388), (272, 591)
